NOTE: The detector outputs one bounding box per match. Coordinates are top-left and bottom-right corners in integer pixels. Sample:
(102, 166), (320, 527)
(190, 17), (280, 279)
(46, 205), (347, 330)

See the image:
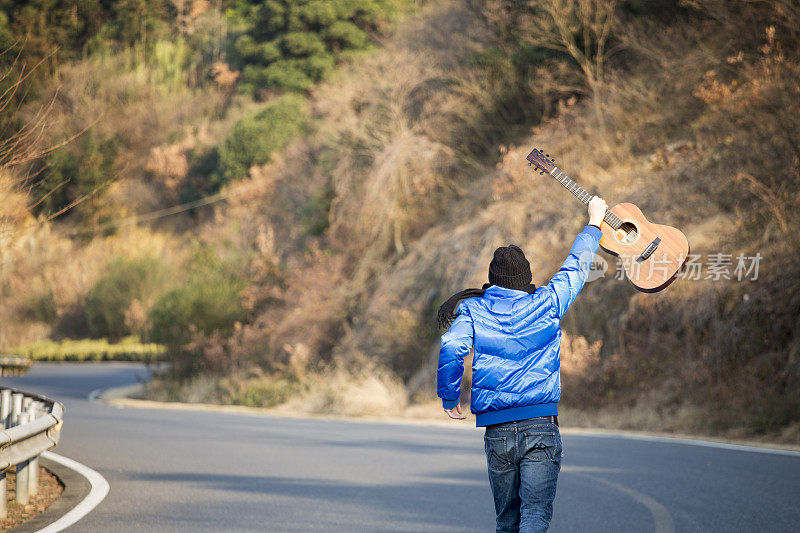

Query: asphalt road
(2, 363), (800, 532)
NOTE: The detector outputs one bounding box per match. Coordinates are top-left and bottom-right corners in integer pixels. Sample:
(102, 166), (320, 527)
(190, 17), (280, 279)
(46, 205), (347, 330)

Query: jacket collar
(484, 284), (536, 298)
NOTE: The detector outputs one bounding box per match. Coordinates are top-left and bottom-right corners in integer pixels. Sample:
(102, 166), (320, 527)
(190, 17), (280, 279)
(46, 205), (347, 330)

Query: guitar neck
(549, 167), (623, 229)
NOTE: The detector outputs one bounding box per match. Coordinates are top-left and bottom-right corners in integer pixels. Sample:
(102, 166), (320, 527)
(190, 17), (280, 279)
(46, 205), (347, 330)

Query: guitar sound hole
(615, 222), (638, 244)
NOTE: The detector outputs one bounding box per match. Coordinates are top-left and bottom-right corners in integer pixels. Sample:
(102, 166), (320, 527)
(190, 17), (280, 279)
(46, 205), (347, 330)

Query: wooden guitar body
(598, 203), (690, 292)
(525, 147), (690, 293)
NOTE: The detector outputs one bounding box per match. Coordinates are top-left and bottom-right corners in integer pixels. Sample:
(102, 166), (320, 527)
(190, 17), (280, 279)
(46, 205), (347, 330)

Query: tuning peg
(545, 154), (549, 157)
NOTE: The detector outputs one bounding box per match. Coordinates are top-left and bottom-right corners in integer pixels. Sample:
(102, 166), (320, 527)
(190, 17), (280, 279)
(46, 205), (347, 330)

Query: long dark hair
(436, 282), (536, 330)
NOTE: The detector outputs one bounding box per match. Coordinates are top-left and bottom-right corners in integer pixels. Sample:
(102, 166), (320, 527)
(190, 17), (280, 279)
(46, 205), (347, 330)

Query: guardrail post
(25, 404), (39, 497)
(0, 389), (9, 428)
(15, 412), (30, 505)
(28, 455), (39, 499)
(11, 393), (23, 427)
(15, 459), (30, 505)
(0, 470), (6, 519)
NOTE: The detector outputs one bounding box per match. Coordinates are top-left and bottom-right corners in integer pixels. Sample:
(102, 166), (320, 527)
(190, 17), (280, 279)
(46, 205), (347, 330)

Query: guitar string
(551, 168), (623, 229)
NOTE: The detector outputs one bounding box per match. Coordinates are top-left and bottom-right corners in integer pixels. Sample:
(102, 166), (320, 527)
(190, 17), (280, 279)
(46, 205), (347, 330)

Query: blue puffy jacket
(437, 225), (602, 426)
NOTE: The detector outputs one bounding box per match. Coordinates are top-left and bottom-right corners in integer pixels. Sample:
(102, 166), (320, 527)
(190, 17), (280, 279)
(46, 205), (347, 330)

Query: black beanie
(488, 245), (532, 290)
(436, 244), (536, 329)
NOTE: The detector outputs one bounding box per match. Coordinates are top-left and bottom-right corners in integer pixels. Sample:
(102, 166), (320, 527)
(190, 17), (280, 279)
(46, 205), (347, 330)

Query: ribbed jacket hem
(475, 402), (559, 427)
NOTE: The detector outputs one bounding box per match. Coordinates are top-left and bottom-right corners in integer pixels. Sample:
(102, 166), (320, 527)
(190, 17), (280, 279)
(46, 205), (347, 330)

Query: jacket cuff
(584, 224), (603, 241)
(441, 398), (459, 409)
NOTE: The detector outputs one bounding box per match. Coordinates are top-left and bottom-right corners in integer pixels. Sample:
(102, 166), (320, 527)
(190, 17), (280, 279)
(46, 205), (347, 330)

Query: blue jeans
(484, 417), (563, 533)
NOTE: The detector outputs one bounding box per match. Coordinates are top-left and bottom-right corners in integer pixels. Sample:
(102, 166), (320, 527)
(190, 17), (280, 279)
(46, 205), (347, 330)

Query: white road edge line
(36, 451), (110, 533)
(567, 431), (800, 457)
(87, 388), (104, 402)
(578, 473), (676, 533)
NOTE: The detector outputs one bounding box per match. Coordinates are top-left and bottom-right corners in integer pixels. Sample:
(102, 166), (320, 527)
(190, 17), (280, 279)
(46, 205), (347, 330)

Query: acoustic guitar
(526, 148), (689, 292)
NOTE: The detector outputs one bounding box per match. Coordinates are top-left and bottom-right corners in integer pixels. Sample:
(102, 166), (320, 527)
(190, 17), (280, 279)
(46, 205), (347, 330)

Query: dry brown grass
(315, 7), (495, 257)
(3, 1), (798, 440)
(0, 39), (246, 346)
(36, 54), (227, 216)
(0, 216), (188, 347)
(274, 362), (409, 417)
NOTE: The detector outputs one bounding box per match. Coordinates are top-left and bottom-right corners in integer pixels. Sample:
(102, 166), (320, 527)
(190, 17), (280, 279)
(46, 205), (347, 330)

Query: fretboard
(550, 167), (623, 229)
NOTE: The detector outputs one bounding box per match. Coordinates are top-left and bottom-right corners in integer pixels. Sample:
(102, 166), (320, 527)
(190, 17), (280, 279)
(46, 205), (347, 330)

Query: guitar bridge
(637, 238), (661, 263)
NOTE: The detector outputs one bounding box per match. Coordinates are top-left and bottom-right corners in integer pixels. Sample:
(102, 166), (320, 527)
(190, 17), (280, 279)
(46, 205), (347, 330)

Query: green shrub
(261, 60), (316, 90)
(323, 21), (368, 49)
(216, 93), (306, 184)
(234, 34), (261, 60)
(150, 38), (194, 89)
(281, 32), (326, 57)
(301, 182), (335, 236)
(239, 61), (317, 93)
(84, 256), (171, 341)
(0, 12), (14, 51)
(233, 379), (299, 408)
(147, 280), (247, 348)
(300, 53), (336, 80)
(260, 41), (282, 63)
(107, 0), (169, 47)
(10, 335), (165, 362)
(146, 245), (249, 351)
(180, 147), (221, 200)
(228, 0), (399, 95)
(21, 288), (58, 323)
(35, 132), (118, 221)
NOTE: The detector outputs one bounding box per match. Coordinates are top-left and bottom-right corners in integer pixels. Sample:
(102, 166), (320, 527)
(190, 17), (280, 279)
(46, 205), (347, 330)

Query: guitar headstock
(526, 148), (556, 175)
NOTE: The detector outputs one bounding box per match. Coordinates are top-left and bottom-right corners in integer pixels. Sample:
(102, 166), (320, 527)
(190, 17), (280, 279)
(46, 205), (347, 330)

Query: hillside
(1, 0), (798, 442)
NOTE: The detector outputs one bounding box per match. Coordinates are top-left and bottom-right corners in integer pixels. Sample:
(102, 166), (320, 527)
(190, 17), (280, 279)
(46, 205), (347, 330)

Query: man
(435, 196), (608, 532)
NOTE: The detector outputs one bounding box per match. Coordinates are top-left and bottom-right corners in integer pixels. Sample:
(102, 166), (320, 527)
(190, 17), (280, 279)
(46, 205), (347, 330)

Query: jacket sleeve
(546, 225), (603, 319)
(436, 302), (474, 409)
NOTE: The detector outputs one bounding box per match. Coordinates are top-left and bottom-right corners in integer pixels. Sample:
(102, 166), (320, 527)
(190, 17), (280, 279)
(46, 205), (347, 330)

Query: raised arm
(436, 301), (473, 418)
(546, 196), (606, 319)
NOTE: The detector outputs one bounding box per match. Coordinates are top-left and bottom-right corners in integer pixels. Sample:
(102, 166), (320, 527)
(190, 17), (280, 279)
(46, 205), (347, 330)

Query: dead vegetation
(1, 1), (798, 440)
(0, 467), (64, 532)
(225, 0), (799, 438)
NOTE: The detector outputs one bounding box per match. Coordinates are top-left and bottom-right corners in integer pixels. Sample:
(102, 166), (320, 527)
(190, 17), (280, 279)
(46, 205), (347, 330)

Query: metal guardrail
(0, 356), (33, 376)
(0, 387), (64, 518)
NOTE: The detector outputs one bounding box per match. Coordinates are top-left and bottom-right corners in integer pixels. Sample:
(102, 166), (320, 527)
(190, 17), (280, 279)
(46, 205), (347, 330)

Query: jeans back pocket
(484, 435), (511, 472)
(522, 431), (558, 462)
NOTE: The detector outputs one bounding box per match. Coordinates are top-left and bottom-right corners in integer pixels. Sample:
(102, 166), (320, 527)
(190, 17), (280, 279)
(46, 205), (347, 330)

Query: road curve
(2, 363), (799, 532)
